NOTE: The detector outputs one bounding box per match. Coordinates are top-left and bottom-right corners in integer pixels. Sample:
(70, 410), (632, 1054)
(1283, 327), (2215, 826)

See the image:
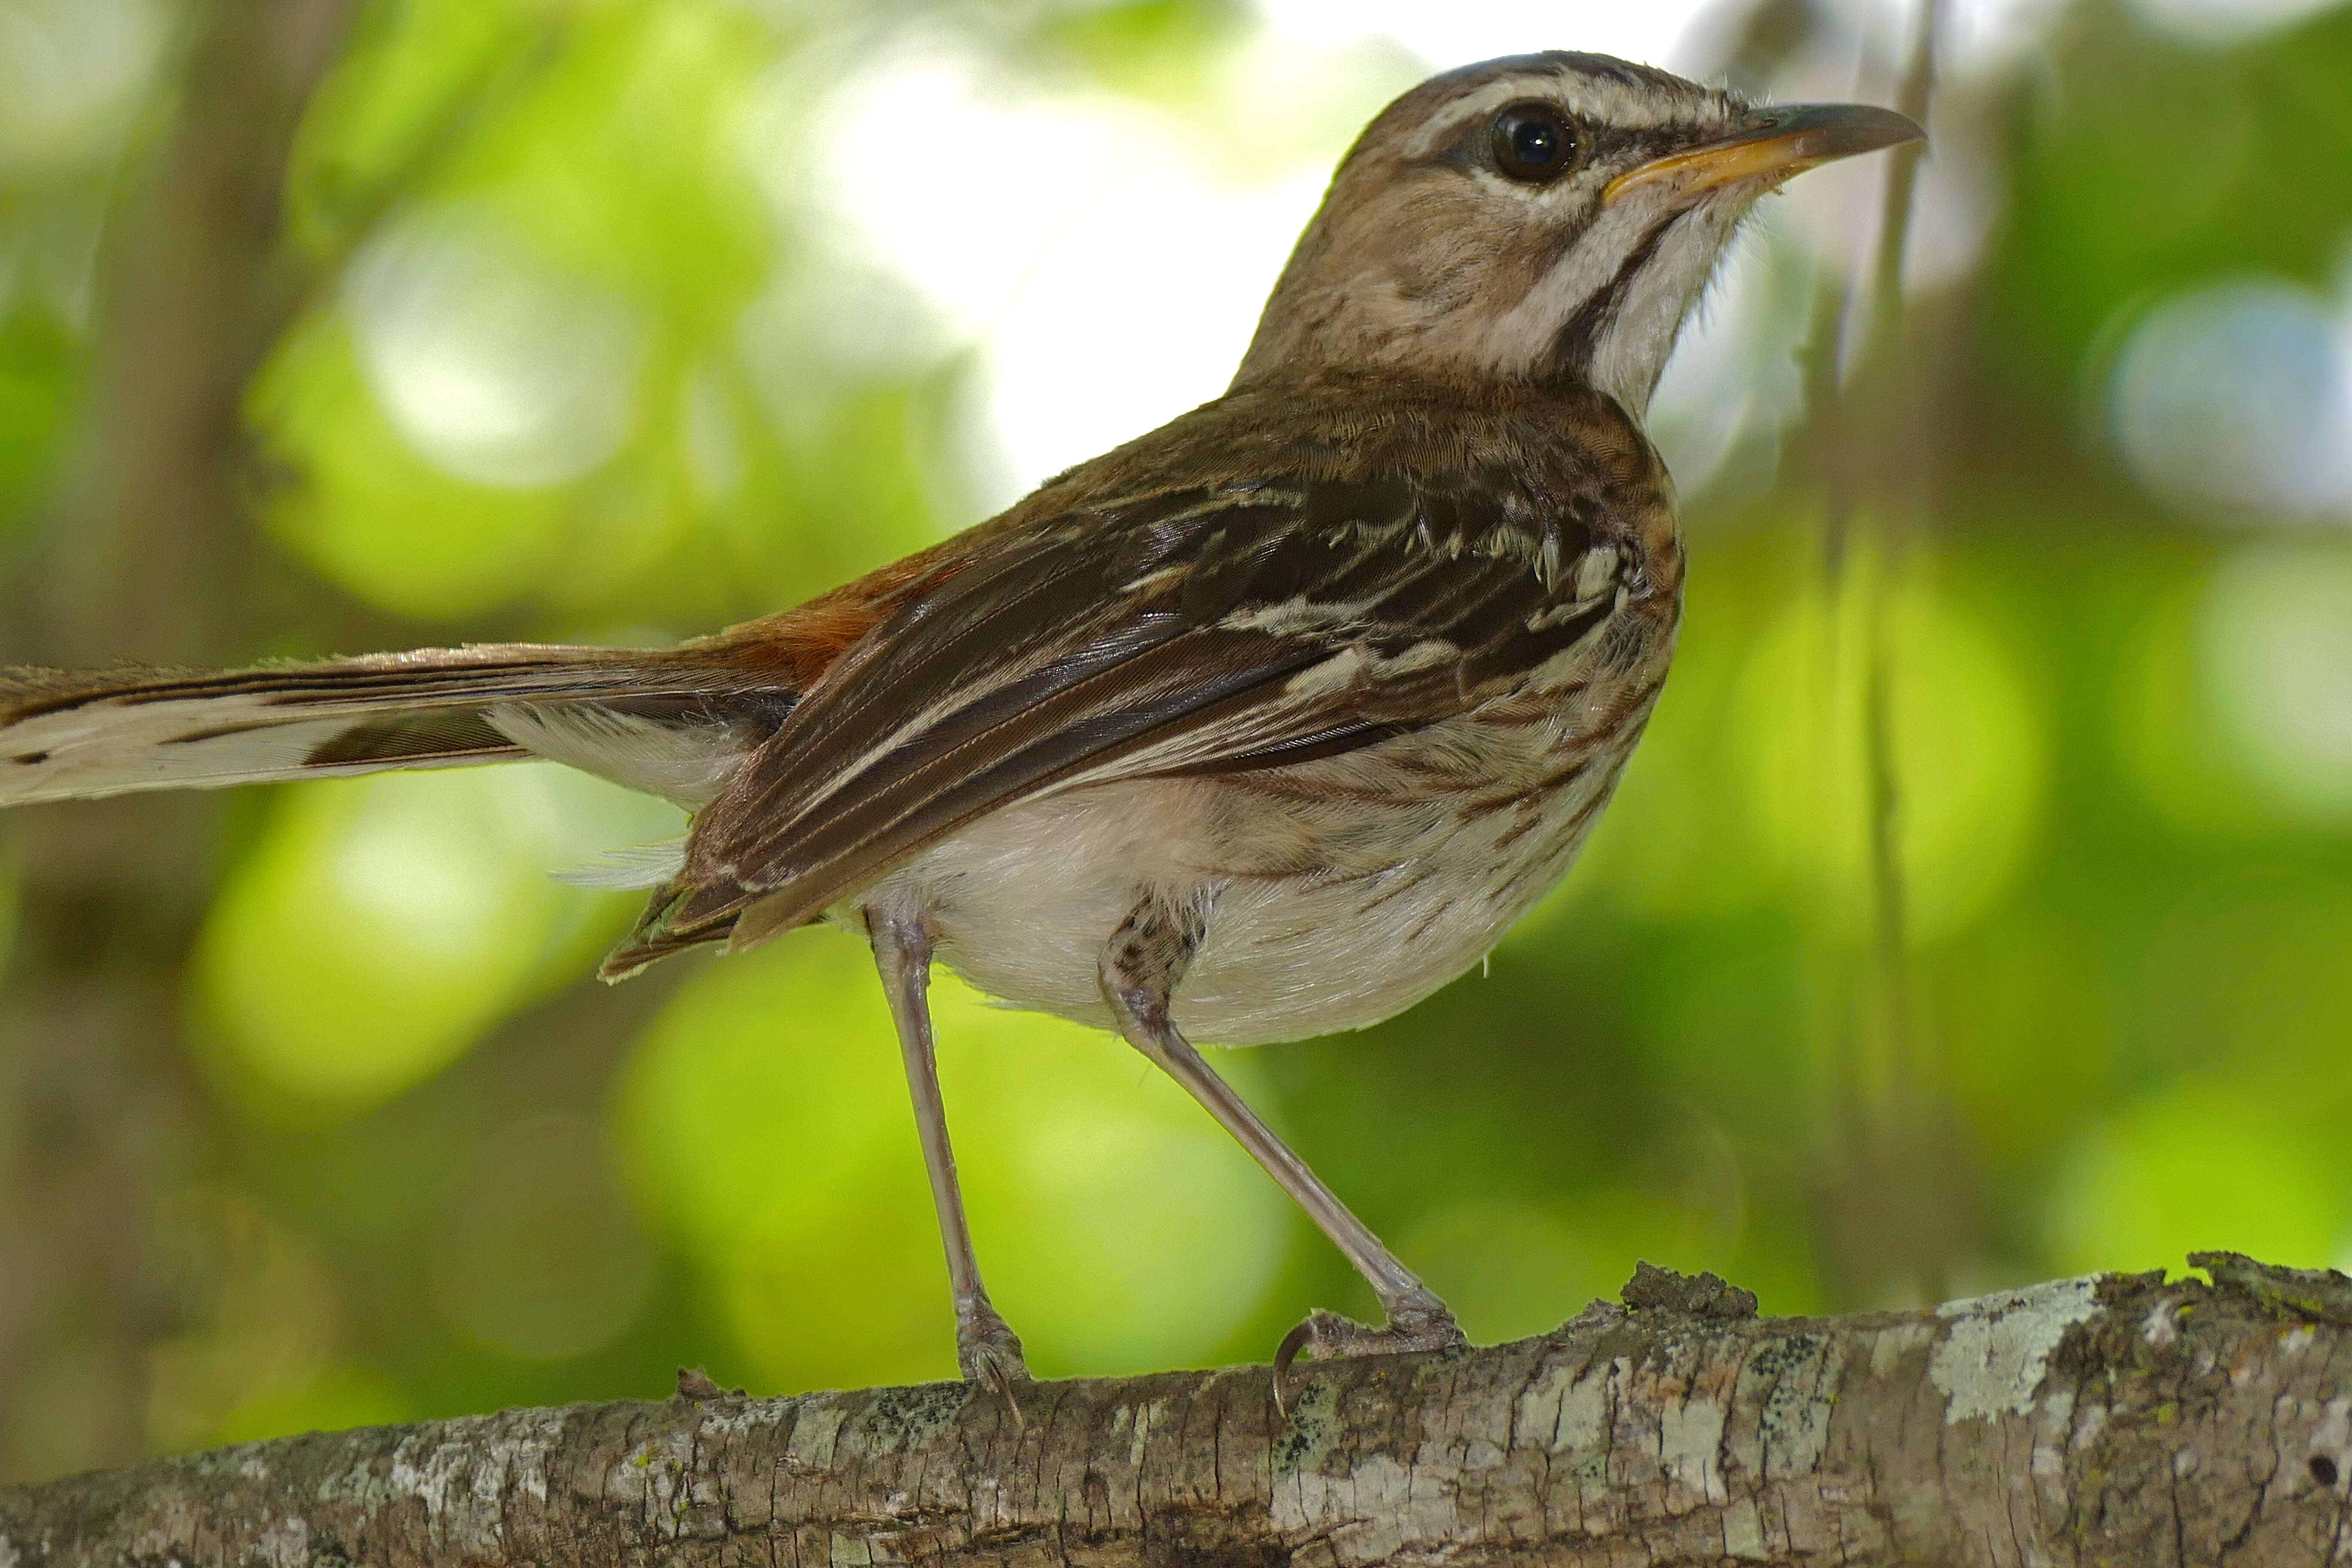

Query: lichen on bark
(5, 1259), (2352, 1565)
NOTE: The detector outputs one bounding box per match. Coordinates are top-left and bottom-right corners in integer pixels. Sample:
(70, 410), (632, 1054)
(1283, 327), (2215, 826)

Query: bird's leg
(1098, 893), (1464, 1407)
(868, 906), (1030, 1407)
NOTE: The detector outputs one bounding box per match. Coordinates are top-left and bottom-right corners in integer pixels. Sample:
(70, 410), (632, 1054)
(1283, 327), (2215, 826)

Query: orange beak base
(1602, 101), (1925, 206)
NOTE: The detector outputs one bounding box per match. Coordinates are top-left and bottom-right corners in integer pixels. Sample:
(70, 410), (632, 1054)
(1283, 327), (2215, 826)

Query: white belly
(851, 738), (1626, 1045)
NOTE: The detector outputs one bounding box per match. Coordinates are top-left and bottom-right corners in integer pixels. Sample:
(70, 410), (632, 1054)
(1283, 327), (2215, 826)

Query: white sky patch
(814, 44), (1331, 504)
(981, 167), (1326, 491)
(1253, 0), (2061, 77)
(1818, 0), (2070, 75)
(0, 0), (165, 175)
(2123, 0), (2344, 43)
(812, 4), (2069, 511)
(1251, 0), (1708, 71)
(815, 51), (1121, 344)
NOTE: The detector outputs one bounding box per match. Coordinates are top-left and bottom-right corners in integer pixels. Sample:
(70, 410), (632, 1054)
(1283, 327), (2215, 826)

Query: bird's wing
(608, 468), (1634, 973)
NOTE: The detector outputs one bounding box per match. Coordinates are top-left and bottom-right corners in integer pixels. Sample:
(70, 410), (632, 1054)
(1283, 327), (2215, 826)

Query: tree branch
(4, 1257), (2348, 1565)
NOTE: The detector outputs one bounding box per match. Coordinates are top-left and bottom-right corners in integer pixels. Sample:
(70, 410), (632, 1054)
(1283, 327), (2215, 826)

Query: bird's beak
(1602, 102), (1924, 206)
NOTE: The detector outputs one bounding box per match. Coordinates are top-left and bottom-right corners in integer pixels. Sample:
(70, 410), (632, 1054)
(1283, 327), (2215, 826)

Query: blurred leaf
(286, 0), (552, 260)
(1733, 539), (2047, 945)
(1987, 0), (2352, 409)
(147, 1191), (341, 1454)
(2046, 1085), (2342, 1274)
(426, 1112), (654, 1360)
(208, 1364), (410, 1446)
(1037, 0), (1251, 104)
(192, 768), (668, 1115)
(0, 302), (75, 531)
(617, 928), (1289, 1387)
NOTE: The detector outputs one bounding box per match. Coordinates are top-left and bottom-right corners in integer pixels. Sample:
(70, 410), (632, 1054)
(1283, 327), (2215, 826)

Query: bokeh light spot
(933, 980), (1289, 1376)
(614, 931), (904, 1265)
(146, 1190), (341, 1453)
(252, 316), (577, 618)
(196, 766), (671, 1112)
(2108, 279), (2352, 521)
(1552, 580), (1777, 925)
(345, 204), (646, 490)
(2198, 540), (2352, 821)
(0, 0), (163, 175)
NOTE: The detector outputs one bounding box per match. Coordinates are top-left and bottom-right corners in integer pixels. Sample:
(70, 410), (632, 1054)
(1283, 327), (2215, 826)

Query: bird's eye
(1489, 102), (1579, 183)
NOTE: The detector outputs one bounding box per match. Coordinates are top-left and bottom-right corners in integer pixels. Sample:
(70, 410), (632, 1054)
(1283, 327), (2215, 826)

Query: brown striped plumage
(607, 368), (1679, 989)
(0, 52), (1919, 1400)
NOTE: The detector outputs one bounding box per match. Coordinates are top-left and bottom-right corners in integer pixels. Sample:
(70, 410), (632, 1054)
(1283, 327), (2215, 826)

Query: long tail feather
(0, 644), (787, 809)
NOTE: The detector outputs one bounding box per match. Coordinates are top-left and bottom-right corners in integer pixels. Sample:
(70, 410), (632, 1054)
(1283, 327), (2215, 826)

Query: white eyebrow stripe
(1402, 69), (1740, 162)
(1402, 76), (1568, 158)
(1556, 75), (1728, 132)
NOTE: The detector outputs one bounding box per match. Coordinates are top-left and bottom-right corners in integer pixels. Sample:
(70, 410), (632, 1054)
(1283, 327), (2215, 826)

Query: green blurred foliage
(3, 0), (2352, 1472)
(1983, 0), (2352, 449)
(252, 0), (940, 630)
(619, 929), (1291, 1386)
(192, 766), (675, 1114)
(0, 306), (75, 533)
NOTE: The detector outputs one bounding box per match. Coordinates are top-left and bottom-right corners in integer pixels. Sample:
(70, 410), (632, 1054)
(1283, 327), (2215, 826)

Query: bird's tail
(0, 643), (797, 812)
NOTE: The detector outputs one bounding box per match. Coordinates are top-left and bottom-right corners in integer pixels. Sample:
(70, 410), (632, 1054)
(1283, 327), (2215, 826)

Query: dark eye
(1490, 102), (1579, 183)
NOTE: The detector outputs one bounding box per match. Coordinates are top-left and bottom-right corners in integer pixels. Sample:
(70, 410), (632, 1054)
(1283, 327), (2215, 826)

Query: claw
(958, 1298), (1032, 1430)
(1271, 1297), (1467, 1415)
(968, 1339), (1029, 1431)
(1273, 1318), (1320, 1416)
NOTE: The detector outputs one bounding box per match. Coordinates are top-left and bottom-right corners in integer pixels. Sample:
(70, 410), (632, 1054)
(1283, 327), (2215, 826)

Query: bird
(0, 52), (1919, 1406)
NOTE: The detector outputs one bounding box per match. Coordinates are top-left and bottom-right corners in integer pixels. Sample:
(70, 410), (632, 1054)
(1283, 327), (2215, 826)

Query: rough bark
(3, 1256), (2349, 1566)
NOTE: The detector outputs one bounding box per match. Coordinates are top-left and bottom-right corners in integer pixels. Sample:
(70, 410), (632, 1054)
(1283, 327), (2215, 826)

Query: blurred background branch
(0, 0), (358, 1479)
(2, 0), (2352, 1491)
(1804, 0), (1961, 1311)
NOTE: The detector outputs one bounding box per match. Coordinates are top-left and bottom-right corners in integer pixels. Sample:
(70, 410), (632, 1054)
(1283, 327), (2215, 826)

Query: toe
(969, 1342), (1029, 1429)
(956, 1300), (1032, 1424)
(1270, 1301), (1468, 1412)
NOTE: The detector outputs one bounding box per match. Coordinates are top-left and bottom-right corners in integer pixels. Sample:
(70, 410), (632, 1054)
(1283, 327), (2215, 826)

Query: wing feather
(605, 462), (1629, 974)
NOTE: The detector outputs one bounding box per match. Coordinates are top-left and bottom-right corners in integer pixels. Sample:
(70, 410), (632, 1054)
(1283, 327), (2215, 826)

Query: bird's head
(1234, 52), (1921, 417)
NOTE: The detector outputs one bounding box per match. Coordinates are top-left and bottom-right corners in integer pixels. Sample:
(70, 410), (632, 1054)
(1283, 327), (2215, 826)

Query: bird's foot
(957, 1296), (1032, 1427)
(1273, 1290), (1466, 1414)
